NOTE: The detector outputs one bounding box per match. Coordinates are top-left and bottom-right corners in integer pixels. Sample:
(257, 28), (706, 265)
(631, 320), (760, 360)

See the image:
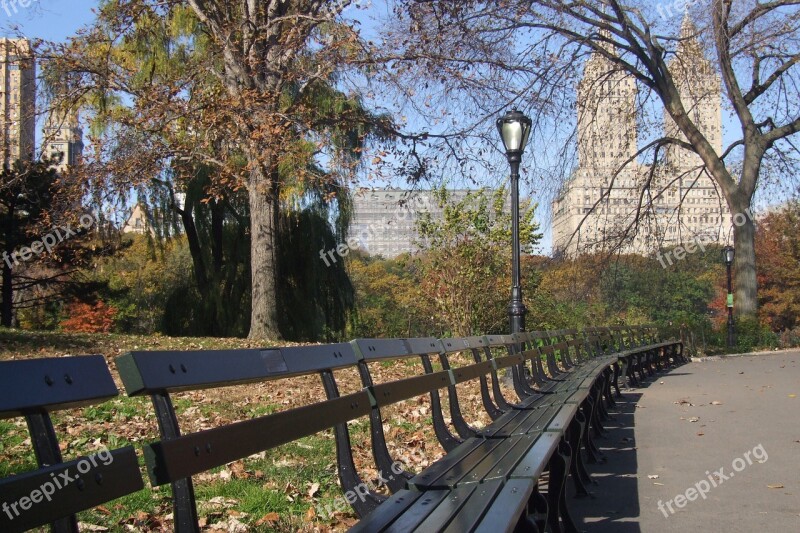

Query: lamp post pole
(509, 155), (525, 334)
(497, 109), (532, 336)
(723, 246), (735, 348)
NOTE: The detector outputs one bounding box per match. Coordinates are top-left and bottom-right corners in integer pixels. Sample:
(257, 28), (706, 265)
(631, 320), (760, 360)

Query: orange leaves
(755, 203), (800, 331)
(60, 300), (117, 333)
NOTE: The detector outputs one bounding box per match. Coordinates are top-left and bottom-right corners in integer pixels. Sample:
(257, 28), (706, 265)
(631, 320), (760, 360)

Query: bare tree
(383, 0), (800, 319)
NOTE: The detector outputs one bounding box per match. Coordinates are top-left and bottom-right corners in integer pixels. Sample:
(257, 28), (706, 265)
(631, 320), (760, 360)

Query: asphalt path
(570, 350), (800, 532)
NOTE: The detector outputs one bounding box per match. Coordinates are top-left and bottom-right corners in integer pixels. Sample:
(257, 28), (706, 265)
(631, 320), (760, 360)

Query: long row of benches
(0, 325), (684, 532)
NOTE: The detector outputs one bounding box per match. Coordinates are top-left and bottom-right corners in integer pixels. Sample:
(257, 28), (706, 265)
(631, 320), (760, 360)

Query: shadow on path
(570, 390), (643, 532)
(570, 361), (694, 532)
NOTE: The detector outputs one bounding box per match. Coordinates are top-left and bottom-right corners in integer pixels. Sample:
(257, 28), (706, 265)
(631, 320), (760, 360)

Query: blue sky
(3, 2), (785, 254)
(1, 0), (96, 41)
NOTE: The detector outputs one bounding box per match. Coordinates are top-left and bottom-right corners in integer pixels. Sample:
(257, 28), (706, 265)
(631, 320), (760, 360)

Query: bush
(60, 300), (117, 333)
(734, 317), (779, 353)
(778, 327), (800, 349)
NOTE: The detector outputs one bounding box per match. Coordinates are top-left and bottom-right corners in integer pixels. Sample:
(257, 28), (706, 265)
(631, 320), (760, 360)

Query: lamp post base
(508, 301), (527, 335)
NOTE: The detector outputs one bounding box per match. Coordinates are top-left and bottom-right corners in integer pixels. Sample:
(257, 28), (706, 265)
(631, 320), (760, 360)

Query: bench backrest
(349, 338), (452, 491)
(116, 344), (374, 530)
(0, 356), (144, 533)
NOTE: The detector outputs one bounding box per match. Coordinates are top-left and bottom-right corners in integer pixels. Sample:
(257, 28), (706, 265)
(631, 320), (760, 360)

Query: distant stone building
(42, 111), (84, 173)
(122, 194), (186, 237)
(350, 188), (511, 257)
(121, 204), (151, 235)
(0, 38), (35, 167)
(552, 18), (731, 257)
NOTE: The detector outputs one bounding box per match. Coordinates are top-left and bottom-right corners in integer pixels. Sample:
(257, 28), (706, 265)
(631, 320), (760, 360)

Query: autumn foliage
(756, 202), (800, 331)
(60, 300), (117, 333)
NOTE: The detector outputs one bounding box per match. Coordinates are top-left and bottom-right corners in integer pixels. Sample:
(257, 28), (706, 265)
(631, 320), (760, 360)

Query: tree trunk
(733, 209), (758, 319)
(728, 148), (761, 321)
(178, 203), (209, 295)
(2, 208), (14, 327)
(247, 164), (281, 340)
(1, 260), (11, 327)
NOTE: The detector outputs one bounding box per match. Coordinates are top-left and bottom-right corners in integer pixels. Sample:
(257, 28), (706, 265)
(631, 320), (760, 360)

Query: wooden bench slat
(347, 489), (423, 533)
(117, 344), (357, 395)
(451, 360), (494, 384)
(509, 432), (561, 481)
(0, 356), (118, 418)
(440, 437), (523, 488)
(483, 335), (516, 347)
(407, 438), (489, 490)
(488, 404), (562, 438)
(382, 489), (452, 532)
(440, 336), (486, 353)
(471, 479), (535, 533)
(0, 447), (143, 533)
(370, 371), (451, 407)
(544, 402), (580, 433)
(352, 339), (409, 360)
(413, 483), (480, 531)
(492, 354), (524, 370)
(465, 434), (540, 484)
(403, 338), (444, 356)
(412, 437), (515, 491)
(143, 390), (371, 485)
(438, 479), (504, 532)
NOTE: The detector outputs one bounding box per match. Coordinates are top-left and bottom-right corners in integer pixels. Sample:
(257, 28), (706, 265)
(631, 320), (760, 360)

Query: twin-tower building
(552, 18), (730, 257)
(0, 38), (83, 173)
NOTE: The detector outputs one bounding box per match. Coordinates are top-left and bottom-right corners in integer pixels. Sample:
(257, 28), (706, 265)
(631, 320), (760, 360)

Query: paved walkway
(571, 351), (800, 532)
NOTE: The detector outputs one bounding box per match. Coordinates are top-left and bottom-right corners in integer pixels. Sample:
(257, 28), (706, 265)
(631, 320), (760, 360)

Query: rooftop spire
(680, 11), (696, 40)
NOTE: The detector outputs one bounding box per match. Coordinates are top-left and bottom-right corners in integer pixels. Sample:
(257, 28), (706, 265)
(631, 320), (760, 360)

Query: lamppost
(497, 109), (532, 335)
(723, 245), (735, 348)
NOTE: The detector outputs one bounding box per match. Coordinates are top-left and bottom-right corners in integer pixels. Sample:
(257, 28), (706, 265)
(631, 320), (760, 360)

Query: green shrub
(734, 317), (779, 353)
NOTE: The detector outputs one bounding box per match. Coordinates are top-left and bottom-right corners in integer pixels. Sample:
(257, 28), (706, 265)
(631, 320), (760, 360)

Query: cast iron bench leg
(581, 396), (605, 464)
(612, 362), (623, 397)
(627, 358), (639, 387)
(568, 414), (593, 498)
(530, 486), (549, 532)
(546, 440), (568, 533)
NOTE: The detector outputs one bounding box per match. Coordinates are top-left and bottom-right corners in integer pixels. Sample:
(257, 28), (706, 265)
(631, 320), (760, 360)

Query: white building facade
(350, 188), (511, 257)
(552, 20), (731, 257)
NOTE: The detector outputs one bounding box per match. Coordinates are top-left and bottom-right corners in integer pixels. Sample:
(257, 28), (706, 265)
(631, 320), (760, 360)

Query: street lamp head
(723, 245), (735, 265)
(496, 109), (532, 160)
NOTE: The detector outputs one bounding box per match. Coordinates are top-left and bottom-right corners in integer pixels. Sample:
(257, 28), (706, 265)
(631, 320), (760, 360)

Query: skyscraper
(0, 38), (35, 168)
(43, 111), (84, 173)
(552, 17), (729, 257)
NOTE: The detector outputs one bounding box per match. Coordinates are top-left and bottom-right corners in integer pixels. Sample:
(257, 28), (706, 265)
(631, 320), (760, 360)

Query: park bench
(620, 325), (686, 378)
(0, 325), (682, 532)
(349, 334), (597, 533)
(114, 333), (620, 532)
(0, 356), (144, 533)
